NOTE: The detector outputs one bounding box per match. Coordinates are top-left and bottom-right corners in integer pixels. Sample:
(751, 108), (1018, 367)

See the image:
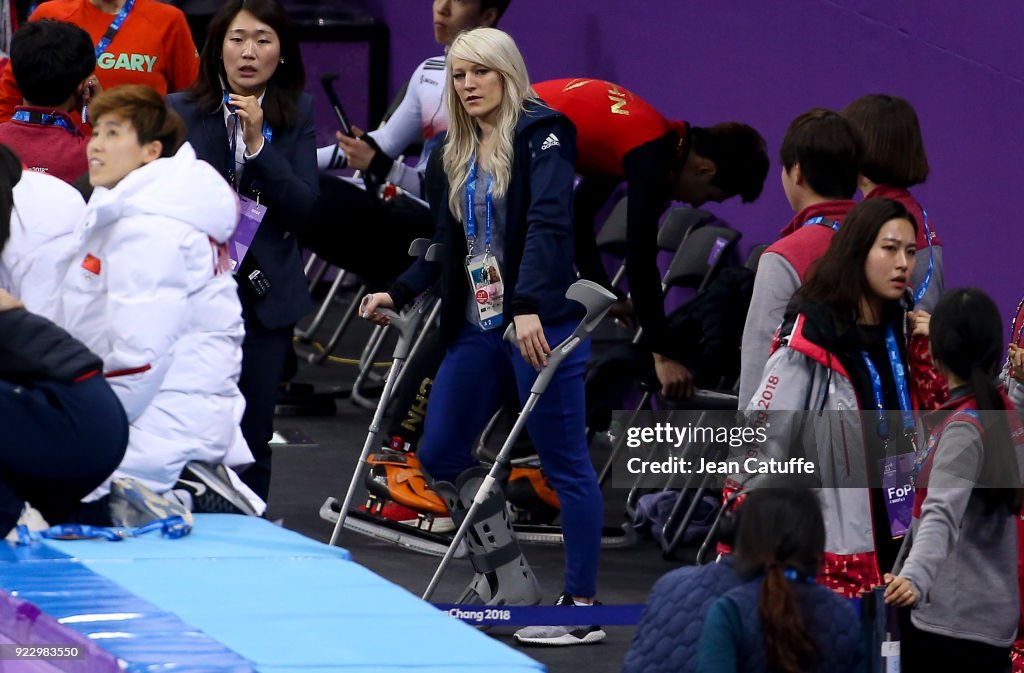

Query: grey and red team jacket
(895, 389), (1024, 647)
(734, 305), (932, 598)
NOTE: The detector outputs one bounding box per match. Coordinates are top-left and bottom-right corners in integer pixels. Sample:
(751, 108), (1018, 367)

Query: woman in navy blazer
(168, 0), (317, 501)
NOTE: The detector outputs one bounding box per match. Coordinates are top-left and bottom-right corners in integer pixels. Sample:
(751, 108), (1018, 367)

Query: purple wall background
(345, 0), (1023, 319)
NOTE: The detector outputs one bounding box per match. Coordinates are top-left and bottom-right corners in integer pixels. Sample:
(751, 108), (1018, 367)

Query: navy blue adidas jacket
(389, 101), (582, 343)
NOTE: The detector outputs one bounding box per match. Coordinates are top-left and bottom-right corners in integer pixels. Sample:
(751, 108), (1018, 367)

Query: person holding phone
(168, 0), (317, 503)
(304, 0), (510, 289)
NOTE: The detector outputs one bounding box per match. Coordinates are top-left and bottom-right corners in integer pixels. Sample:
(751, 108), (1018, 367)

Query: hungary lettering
(97, 53), (158, 73)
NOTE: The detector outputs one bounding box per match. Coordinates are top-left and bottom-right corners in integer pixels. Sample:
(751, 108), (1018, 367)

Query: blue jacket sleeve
(696, 597), (741, 673)
(244, 95), (319, 232)
(509, 117), (577, 316)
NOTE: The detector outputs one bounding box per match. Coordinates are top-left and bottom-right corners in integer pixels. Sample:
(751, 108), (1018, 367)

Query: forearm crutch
(328, 239), (441, 545)
(422, 279), (617, 601)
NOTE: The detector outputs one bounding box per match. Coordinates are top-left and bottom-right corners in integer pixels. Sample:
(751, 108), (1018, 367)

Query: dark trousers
(238, 319), (295, 502)
(299, 175), (434, 291)
(900, 609), (1011, 673)
(383, 325), (446, 450)
(0, 375), (128, 532)
(417, 321), (602, 598)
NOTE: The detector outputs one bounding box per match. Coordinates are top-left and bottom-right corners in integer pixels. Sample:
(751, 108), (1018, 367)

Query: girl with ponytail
(886, 288), (1023, 672)
(696, 488), (862, 673)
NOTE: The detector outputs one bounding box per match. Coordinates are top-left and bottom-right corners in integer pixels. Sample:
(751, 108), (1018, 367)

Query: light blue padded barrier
(2, 515), (544, 673)
(0, 538), (256, 672)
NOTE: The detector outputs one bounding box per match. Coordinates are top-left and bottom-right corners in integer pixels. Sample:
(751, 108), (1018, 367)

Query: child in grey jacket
(886, 288), (1023, 673)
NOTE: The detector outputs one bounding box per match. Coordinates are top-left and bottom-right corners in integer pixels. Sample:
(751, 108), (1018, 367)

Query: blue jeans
(417, 320), (602, 598)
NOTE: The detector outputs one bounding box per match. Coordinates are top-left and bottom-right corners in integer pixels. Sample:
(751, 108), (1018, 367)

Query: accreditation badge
(230, 194), (267, 271)
(465, 252), (504, 330)
(878, 452), (916, 538)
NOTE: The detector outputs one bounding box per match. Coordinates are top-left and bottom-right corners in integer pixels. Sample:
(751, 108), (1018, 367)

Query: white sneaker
(513, 593), (607, 646)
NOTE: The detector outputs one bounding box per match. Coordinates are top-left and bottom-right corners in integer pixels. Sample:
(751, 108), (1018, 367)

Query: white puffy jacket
(0, 171), (85, 320)
(60, 143), (256, 504)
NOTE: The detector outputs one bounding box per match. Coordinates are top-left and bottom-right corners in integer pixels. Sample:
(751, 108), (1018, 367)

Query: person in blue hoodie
(361, 27), (603, 646)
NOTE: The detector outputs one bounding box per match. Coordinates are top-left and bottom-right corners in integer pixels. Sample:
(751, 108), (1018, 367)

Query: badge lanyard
(95, 0), (136, 59)
(860, 325), (915, 445)
(802, 215), (841, 231)
(225, 104), (273, 189)
(12, 110), (76, 134)
(465, 160), (493, 255)
(912, 207), (934, 305)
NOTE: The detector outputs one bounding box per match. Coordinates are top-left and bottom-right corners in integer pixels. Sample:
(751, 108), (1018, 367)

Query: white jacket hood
(84, 143), (239, 243)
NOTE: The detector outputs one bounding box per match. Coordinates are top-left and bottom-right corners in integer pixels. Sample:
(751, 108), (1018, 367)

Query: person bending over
(532, 78), (768, 400)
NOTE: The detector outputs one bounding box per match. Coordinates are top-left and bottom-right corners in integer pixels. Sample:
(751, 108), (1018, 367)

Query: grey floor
(267, 287), (697, 673)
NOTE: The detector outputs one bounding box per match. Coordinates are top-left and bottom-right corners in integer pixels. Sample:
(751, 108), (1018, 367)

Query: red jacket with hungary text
(0, 0), (198, 123)
(533, 78), (689, 355)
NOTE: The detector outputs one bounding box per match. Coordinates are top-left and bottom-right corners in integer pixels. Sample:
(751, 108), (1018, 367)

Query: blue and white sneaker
(513, 593), (606, 646)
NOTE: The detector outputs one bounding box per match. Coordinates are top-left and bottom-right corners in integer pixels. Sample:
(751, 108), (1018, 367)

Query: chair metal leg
(351, 324), (392, 409)
(296, 269), (348, 342)
(308, 283), (366, 365)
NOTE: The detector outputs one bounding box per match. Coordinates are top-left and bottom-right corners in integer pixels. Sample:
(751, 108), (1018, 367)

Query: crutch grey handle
(407, 238), (431, 258)
(503, 279), (616, 394)
(369, 306), (419, 360)
(425, 243), (444, 262)
(407, 238), (445, 263)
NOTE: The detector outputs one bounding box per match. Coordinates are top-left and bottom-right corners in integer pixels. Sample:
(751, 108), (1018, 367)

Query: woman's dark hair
(734, 488), (825, 673)
(842, 94), (929, 189)
(0, 144), (22, 254)
(89, 85), (186, 158)
(797, 197), (916, 324)
(930, 288), (1023, 514)
(190, 0), (305, 130)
